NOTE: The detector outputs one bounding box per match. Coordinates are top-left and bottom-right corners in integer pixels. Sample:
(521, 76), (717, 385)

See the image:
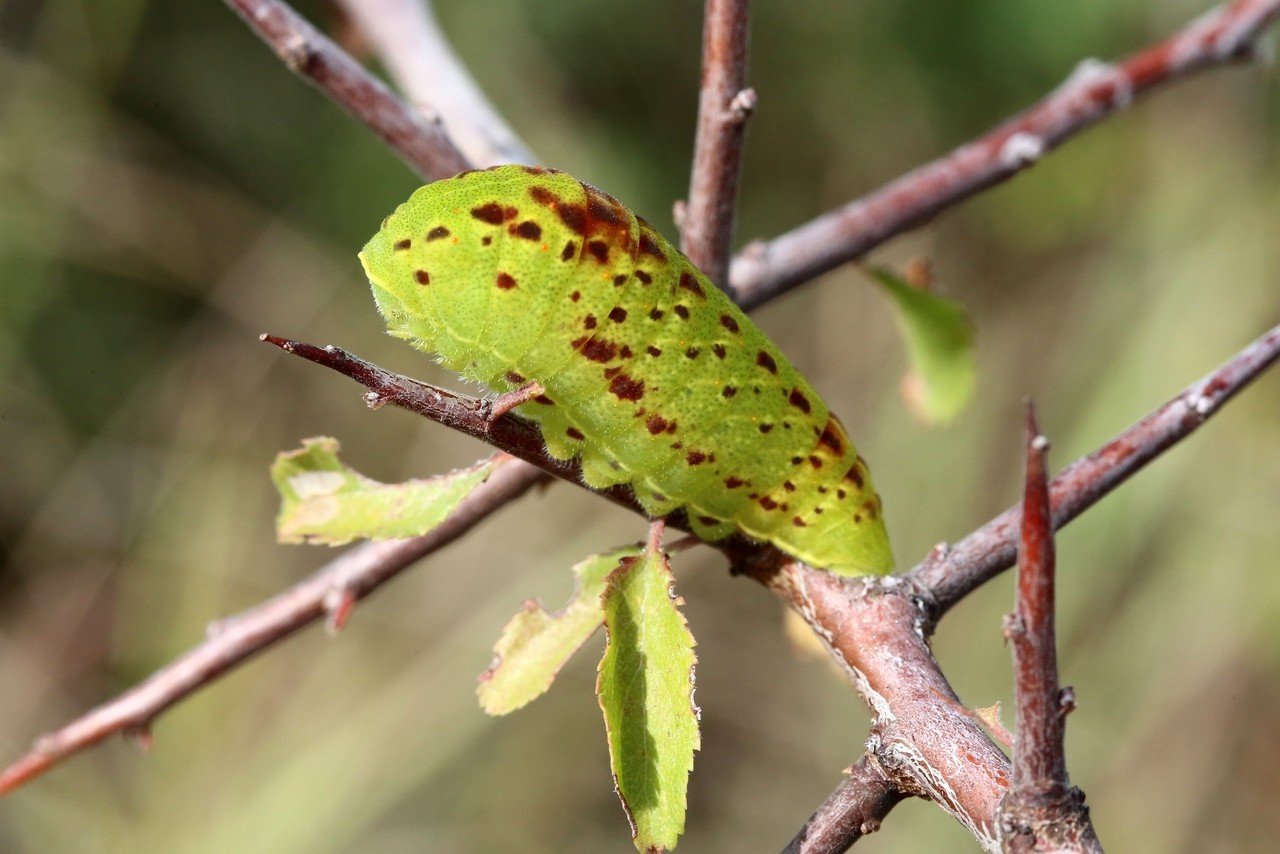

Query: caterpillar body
(359, 165), (891, 576)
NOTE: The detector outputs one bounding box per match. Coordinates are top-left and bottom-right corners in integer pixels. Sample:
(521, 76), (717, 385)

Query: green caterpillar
(359, 166), (891, 576)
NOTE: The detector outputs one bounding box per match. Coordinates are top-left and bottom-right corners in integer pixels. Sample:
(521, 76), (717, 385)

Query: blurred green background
(2, 0), (1279, 851)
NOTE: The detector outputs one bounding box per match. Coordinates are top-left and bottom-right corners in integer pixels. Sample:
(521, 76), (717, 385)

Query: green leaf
(868, 267), (976, 424)
(478, 545), (643, 715)
(271, 437), (499, 545)
(597, 547), (699, 852)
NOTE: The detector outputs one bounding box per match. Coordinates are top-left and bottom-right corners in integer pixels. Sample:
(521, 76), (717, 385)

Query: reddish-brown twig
(333, 0), (535, 166)
(782, 756), (908, 853)
(996, 408), (1100, 851)
(258, 335), (649, 517)
(729, 0), (1280, 310)
(223, 0), (472, 180)
(0, 459), (544, 796)
(682, 0), (755, 289)
(912, 322), (1280, 616)
(780, 322), (1280, 853)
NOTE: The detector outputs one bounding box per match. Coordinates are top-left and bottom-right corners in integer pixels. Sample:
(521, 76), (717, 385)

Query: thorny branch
(3, 2), (1278, 850)
(729, 0), (1280, 310)
(681, 0), (755, 290)
(995, 408), (1101, 852)
(224, 0), (472, 180)
(333, 0), (536, 166)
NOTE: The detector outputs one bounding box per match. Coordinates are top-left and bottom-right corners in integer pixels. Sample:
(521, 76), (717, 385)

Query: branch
(258, 335), (653, 519)
(766, 323), (1280, 852)
(223, 0), (472, 180)
(912, 321), (1280, 617)
(0, 457), (545, 796)
(729, 0), (1280, 310)
(782, 756), (907, 853)
(997, 407), (1101, 851)
(682, 0), (755, 289)
(334, 0), (536, 166)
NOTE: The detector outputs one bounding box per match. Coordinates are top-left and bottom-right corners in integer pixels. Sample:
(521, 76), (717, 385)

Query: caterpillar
(359, 165), (891, 576)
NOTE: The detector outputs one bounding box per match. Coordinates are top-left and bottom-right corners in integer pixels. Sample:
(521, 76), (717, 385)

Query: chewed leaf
(868, 267), (976, 424)
(479, 545), (642, 715)
(597, 546), (699, 851)
(271, 437), (500, 545)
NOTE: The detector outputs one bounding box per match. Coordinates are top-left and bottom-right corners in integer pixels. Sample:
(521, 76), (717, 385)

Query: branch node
(123, 724), (154, 754)
(727, 86), (757, 120)
(1058, 686), (1077, 716)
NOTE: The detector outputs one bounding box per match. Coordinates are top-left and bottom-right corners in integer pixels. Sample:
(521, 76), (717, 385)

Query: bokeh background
(2, 0), (1279, 851)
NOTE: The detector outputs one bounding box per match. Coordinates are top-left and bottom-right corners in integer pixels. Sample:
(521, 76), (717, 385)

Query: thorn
(364, 391), (388, 410)
(728, 87), (757, 119)
(324, 586), (357, 634)
(1059, 686), (1077, 716)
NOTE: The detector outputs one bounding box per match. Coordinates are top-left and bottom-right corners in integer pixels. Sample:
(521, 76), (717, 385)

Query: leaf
(597, 546), (699, 852)
(271, 437), (500, 545)
(868, 266), (976, 424)
(478, 545), (643, 715)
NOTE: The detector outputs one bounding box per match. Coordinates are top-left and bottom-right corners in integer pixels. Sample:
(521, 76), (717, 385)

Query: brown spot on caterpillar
(608, 307), (628, 323)
(470, 203), (506, 225)
(756, 351), (778, 373)
(648, 308), (665, 321)
(482, 235), (492, 246)
(844, 463), (865, 489)
(724, 476), (746, 489)
(585, 188), (626, 226)
(809, 455), (823, 468)
(393, 238), (412, 251)
(837, 488), (847, 500)
(557, 204), (588, 234)
(427, 226), (450, 241)
(646, 345), (662, 357)
(819, 421), (844, 455)
(414, 270), (430, 285)
(791, 456), (804, 465)
(854, 513), (863, 524)
(574, 337), (617, 363)
(758, 496), (779, 511)
(534, 395), (555, 405)
(529, 185), (557, 205)
(788, 389), (811, 413)
(609, 373), (645, 401)
(496, 272), (517, 290)
(583, 314), (598, 329)
(817, 486), (829, 494)
(603, 366), (621, 379)
(505, 371), (526, 384)
(759, 423), (773, 433)
(634, 270), (653, 285)
(678, 271), (704, 298)
(638, 230), (665, 260)
(619, 345), (633, 358)
(783, 481), (796, 492)
(698, 515), (719, 527)
(566, 427), (585, 441)
(646, 415), (668, 435)
(670, 441), (682, 449)
(511, 220), (542, 241)
(570, 290), (582, 302)
(792, 516), (808, 527)
(860, 499), (878, 520)
(720, 314), (740, 333)
(712, 344), (727, 359)
(587, 240), (609, 263)
(561, 241), (576, 261)
(685, 347), (700, 359)
(613, 274), (628, 286)
(686, 451), (706, 465)
(814, 507), (825, 514)
(722, 386), (737, 398)
(665, 420), (678, 434)
(674, 305), (690, 320)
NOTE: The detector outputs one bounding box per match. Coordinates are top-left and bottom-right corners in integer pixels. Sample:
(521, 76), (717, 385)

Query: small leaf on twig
(867, 266), (976, 424)
(478, 546), (642, 715)
(597, 544), (700, 851)
(271, 437), (499, 545)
